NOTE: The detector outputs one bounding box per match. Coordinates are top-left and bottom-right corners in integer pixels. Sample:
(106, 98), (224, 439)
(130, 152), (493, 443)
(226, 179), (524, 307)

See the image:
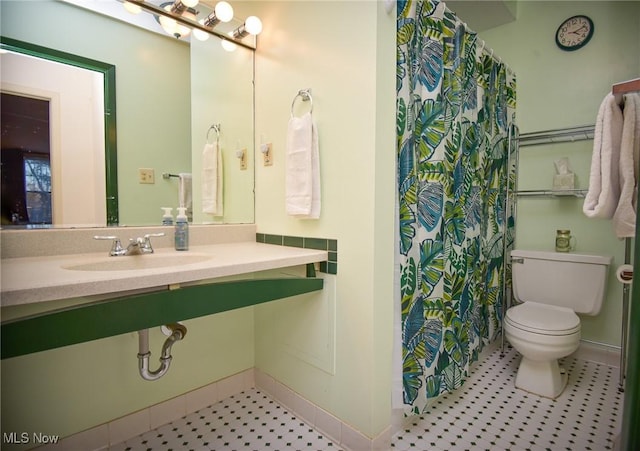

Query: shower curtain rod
(477, 38), (511, 73)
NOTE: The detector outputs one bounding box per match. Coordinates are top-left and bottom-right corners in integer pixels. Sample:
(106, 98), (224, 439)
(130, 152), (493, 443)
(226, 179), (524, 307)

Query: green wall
(481, 1), (640, 346)
(252, 0), (396, 439)
(1, 0), (191, 226)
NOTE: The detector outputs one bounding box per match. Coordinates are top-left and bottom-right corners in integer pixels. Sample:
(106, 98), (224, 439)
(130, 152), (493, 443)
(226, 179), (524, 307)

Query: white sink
(62, 253), (212, 271)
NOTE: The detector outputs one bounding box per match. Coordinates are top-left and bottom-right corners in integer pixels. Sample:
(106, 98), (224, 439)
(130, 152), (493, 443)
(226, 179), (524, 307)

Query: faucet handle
(141, 232), (165, 253)
(144, 233), (165, 239)
(94, 235), (124, 256)
(94, 235), (118, 240)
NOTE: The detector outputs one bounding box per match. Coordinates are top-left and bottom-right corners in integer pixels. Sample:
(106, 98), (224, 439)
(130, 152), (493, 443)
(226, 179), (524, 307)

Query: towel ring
(291, 89), (313, 118)
(207, 124), (221, 144)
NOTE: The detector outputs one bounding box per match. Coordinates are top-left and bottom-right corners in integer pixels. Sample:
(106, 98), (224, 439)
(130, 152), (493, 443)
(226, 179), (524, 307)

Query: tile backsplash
(256, 233), (337, 274)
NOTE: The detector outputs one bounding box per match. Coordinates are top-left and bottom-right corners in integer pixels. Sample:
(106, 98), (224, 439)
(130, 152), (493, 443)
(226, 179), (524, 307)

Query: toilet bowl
(506, 249), (611, 398)
(504, 302), (580, 398)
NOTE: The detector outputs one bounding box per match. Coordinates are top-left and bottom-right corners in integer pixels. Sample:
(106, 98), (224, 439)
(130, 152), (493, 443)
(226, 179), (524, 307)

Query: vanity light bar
(168, 0), (195, 15)
(125, 0), (258, 50)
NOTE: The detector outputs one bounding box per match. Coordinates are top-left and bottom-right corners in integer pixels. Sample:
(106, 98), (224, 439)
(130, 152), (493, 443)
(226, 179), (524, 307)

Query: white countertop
(1, 242), (328, 306)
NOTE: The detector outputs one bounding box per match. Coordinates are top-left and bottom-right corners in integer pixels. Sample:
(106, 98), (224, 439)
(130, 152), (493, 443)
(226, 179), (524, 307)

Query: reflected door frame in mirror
(0, 36), (118, 226)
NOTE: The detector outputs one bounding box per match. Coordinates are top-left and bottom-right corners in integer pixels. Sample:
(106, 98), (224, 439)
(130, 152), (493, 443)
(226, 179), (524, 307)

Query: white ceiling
(444, 0), (518, 32)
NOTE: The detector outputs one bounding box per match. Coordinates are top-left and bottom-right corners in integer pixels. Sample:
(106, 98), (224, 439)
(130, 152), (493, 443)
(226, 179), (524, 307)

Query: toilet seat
(506, 302), (580, 336)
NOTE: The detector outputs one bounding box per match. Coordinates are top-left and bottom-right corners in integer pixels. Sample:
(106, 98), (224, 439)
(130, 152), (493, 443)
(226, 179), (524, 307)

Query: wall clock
(555, 15), (594, 51)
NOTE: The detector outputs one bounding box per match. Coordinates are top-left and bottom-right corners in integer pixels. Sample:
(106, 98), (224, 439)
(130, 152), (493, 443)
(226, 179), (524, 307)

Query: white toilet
(504, 249), (612, 399)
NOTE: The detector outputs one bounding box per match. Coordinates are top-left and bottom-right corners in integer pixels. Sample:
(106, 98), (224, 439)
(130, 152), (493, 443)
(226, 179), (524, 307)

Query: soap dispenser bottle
(174, 207), (189, 251)
(161, 207), (174, 226)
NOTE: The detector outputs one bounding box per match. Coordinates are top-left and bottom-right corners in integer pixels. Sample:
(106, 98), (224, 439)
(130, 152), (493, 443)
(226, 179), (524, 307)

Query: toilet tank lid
(510, 249), (612, 265)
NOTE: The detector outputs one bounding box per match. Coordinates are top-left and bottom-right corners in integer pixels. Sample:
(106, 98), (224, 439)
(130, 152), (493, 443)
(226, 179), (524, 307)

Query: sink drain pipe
(137, 323), (187, 381)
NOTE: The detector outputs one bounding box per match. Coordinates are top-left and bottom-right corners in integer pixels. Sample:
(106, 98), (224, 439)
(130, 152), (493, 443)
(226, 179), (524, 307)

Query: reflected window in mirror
(24, 155), (53, 225)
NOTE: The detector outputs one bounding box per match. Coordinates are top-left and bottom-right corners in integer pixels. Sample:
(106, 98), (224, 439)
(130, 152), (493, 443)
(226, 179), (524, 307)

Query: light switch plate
(261, 143), (273, 166)
(138, 168), (155, 184)
(237, 148), (247, 170)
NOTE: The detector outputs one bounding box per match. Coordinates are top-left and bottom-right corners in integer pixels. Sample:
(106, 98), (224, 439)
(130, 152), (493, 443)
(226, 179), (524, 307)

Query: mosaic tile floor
(392, 345), (624, 451)
(111, 345), (623, 450)
(109, 390), (340, 451)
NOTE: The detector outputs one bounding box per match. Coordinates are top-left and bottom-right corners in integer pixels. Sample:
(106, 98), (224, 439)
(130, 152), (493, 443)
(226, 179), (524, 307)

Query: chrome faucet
(94, 233), (165, 256)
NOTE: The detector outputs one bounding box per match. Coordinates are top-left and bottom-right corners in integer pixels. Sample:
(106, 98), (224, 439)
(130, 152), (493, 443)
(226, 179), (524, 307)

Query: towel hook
(207, 124), (221, 144)
(291, 89), (313, 119)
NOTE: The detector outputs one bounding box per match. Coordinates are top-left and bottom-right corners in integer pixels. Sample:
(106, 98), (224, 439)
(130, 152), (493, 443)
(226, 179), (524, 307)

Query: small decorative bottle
(174, 207), (189, 251)
(161, 207), (173, 226)
(555, 229), (572, 252)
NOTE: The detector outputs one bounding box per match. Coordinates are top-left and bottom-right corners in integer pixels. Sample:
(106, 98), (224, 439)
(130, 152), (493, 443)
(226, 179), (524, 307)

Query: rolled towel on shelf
(583, 93), (623, 219)
(202, 142), (224, 216)
(285, 112), (320, 219)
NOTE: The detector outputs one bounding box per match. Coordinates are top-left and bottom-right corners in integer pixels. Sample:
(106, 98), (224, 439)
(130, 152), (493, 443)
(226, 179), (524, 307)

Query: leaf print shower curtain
(396, 0), (517, 414)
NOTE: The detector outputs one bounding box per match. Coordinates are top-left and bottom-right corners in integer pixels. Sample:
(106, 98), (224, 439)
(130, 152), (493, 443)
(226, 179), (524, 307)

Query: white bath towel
(202, 142), (224, 216)
(613, 93), (640, 238)
(583, 94), (624, 219)
(286, 112), (321, 219)
(178, 172), (192, 221)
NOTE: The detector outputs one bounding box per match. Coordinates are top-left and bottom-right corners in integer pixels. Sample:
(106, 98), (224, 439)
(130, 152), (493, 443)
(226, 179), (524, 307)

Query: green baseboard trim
(1, 277), (323, 360)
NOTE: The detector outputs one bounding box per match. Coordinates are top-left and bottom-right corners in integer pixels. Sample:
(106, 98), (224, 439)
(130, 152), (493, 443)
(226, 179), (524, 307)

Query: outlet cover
(139, 168), (155, 184)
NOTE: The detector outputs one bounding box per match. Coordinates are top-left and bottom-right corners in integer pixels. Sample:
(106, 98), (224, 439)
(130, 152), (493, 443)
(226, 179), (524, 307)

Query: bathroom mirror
(0, 0), (255, 228)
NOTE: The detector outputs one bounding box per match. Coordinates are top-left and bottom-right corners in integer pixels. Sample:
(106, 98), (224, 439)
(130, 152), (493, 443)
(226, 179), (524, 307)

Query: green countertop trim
(1, 277), (323, 360)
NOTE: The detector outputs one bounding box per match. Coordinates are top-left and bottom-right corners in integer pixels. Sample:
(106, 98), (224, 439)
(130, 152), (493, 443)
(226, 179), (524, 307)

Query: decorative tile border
(256, 233), (338, 275)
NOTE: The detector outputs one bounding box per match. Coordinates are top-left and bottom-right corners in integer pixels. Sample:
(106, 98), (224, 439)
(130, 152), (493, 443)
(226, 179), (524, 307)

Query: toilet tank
(510, 249), (612, 316)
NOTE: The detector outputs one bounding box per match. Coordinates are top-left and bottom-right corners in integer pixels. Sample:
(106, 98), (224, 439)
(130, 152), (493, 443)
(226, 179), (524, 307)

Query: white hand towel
(286, 112), (321, 219)
(583, 94), (624, 219)
(613, 93), (640, 238)
(178, 172), (192, 220)
(202, 142), (224, 216)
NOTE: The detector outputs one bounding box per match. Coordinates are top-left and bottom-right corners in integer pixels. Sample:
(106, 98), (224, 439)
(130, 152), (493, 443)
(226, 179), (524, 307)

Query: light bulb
(181, 0), (199, 7)
(221, 33), (237, 52)
(159, 3), (193, 38)
(214, 1), (234, 22)
(244, 16), (262, 35)
(193, 22), (210, 41)
(174, 8), (196, 38)
(123, 1), (142, 14)
(159, 6), (178, 36)
(176, 22), (191, 38)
